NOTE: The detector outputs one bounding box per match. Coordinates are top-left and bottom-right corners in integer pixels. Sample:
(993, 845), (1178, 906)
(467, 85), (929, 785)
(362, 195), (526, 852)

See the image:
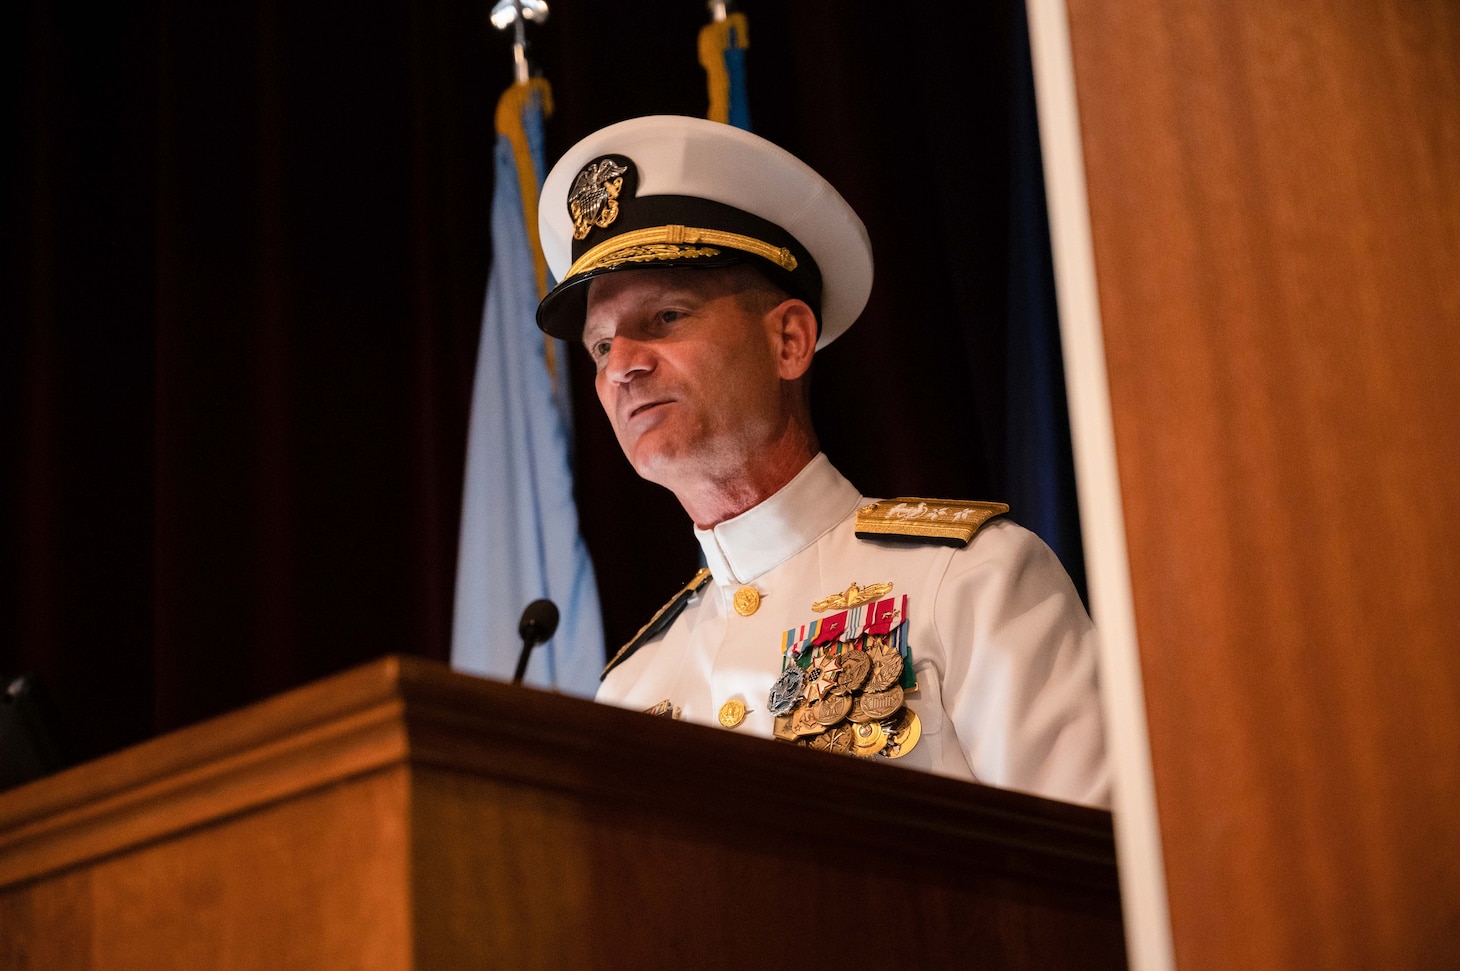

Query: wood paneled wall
(1059, 1), (1460, 967)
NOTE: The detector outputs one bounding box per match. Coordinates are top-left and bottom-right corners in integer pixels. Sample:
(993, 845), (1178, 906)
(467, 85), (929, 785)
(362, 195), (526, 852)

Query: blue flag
(451, 81), (605, 695)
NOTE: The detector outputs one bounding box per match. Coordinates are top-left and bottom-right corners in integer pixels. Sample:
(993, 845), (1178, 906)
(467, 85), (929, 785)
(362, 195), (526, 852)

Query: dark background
(2, 0), (1081, 770)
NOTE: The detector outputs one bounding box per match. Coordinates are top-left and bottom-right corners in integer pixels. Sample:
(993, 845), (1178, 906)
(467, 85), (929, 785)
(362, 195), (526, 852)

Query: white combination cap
(536, 115), (873, 350)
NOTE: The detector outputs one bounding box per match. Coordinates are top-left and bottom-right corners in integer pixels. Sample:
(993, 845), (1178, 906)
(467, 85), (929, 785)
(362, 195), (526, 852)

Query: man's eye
(591, 339), (612, 360)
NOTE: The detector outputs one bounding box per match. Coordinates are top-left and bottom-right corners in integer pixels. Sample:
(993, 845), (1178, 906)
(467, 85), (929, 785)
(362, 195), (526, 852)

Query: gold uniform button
(718, 699), (747, 728)
(732, 586), (761, 616)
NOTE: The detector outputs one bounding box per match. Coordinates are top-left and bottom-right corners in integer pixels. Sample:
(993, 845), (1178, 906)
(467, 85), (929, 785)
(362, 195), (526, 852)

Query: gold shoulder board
(855, 498), (1010, 547)
(601, 567), (713, 680)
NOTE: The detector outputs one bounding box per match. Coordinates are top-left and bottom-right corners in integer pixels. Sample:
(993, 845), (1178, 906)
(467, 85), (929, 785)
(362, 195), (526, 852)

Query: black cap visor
(535, 195), (822, 342)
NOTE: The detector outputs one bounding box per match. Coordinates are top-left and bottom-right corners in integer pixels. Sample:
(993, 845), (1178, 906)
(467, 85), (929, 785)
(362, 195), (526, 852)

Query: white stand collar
(693, 454), (863, 585)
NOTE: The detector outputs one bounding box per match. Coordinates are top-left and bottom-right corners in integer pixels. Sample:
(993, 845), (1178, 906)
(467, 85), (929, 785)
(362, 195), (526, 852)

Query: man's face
(582, 267), (788, 491)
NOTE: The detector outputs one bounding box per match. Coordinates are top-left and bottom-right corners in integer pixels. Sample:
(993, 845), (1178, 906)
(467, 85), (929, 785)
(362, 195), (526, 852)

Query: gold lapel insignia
(811, 580), (893, 613)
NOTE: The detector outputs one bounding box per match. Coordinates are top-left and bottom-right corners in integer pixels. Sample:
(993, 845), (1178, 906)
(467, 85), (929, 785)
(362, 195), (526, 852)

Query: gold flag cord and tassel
(494, 77), (559, 377)
(697, 12), (749, 125)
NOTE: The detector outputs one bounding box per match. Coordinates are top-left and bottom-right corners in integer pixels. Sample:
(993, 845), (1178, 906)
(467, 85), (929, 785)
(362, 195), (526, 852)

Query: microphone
(512, 599), (560, 685)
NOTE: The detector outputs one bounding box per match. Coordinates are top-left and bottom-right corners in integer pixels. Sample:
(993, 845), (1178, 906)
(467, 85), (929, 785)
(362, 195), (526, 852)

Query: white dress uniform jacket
(597, 454), (1110, 808)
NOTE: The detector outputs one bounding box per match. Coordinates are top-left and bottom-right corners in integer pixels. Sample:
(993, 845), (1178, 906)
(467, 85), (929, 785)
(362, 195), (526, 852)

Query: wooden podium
(0, 656), (1124, 969)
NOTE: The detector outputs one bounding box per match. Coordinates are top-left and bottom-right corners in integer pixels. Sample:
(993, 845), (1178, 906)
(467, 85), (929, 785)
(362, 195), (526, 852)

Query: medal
(812, 689), (853, 725)
(859, 686), (903, 720)
(838, 650), (871, 691)
(767, 667), (805, 716)
(883, 710), (922, 759)
(851, 721), (887, 757)
(805, 723), (855, 755)
(790, 704), (825, 737)
(864, 641), (903, 692)
(765, 584), (921, 761)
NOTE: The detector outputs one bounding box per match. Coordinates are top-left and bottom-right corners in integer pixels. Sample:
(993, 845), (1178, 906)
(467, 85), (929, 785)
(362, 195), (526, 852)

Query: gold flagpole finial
(490, 0), (549, 84)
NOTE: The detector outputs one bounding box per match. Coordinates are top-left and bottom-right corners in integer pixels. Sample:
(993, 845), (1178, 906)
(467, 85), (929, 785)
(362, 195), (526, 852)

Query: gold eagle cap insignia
(811, 580), (894, 613)
(569, 158), (629, 240)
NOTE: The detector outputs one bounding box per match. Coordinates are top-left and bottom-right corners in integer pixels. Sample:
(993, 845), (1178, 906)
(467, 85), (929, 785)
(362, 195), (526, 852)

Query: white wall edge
(1023, 2), (1177, 969)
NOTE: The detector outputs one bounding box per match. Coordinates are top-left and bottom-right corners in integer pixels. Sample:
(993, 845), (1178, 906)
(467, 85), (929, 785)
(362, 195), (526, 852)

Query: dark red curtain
(2, 0), (1081, 770)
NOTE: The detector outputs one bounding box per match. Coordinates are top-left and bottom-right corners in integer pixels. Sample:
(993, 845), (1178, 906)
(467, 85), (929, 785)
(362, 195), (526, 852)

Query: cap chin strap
(566, 224), (799, 278)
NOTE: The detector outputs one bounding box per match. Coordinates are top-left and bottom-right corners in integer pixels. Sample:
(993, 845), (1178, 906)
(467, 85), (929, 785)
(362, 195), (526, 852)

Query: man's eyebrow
(627, 286), (691, 304)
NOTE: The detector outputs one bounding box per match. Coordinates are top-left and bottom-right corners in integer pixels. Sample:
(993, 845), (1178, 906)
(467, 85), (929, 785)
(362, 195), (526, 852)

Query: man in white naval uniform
(534, 115), (1109, 809)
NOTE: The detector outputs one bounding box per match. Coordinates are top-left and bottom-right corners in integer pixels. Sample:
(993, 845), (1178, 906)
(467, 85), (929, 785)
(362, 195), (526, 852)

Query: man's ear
(772, 299), (818, 381)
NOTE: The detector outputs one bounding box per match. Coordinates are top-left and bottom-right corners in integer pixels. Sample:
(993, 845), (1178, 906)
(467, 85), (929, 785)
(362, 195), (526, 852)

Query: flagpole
(490, 0), (549, 84)
(453, 0), (606, 697)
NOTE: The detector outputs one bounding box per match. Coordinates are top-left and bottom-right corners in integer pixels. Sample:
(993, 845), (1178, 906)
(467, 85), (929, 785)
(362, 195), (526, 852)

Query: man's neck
(674, 434), (818, 529)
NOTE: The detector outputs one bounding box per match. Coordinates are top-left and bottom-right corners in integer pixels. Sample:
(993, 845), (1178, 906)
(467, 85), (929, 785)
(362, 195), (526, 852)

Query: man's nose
(603, 336), (654, 384)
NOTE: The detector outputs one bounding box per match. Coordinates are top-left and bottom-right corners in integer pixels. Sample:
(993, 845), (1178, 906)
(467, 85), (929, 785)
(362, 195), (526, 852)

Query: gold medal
(837, 650), (871, 691)
(791, 703), (826, 737)
(851, 721), (887, 757)
(884, 709), (923, 759)
(733, 586), (761, 616)
(718, 698), (747, 728)
(812, 689), (853, 725)
(804, 648), (842, 701)
(767, 588), (923, 758)
(865, 642), (904, 692)
(806, 723), (855, 755)
(859, 685), (904, 720)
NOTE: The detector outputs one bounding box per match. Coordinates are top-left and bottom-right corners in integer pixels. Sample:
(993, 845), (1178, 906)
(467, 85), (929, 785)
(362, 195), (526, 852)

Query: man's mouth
(627, 399), (671, 421)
